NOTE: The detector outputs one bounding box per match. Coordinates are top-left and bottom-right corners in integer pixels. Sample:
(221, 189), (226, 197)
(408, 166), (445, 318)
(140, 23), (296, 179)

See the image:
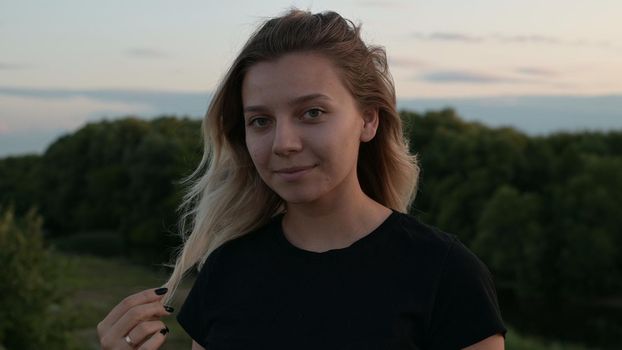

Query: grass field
(57, 252), (194, 349)
(58, 253), (597, 350)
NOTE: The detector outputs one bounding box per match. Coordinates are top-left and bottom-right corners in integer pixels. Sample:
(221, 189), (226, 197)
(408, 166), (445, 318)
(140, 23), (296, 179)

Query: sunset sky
(1, 0), (621, 156)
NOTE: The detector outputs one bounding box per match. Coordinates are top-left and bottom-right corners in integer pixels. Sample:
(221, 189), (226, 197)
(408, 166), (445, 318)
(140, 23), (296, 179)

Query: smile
(274, 165), (316, 181)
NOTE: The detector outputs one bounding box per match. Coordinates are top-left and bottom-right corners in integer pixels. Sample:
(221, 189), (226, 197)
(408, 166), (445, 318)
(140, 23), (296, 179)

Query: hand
(97, 287), (174, 349)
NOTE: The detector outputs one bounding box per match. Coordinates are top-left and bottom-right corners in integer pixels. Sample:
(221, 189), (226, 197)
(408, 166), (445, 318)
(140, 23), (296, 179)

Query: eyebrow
(243, 93), (332, 113)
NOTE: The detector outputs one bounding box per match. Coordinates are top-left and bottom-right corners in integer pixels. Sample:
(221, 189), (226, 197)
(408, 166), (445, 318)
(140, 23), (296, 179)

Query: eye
(248, 116), (271, 128)
(303, 108), (324, 120)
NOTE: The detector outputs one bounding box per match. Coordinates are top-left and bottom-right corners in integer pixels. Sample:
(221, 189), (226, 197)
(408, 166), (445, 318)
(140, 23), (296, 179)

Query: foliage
(4, 116), (203, 264)
(505, 325), (597, 350)
(0, 206), (79, 350)
(0, 155), (42, 216)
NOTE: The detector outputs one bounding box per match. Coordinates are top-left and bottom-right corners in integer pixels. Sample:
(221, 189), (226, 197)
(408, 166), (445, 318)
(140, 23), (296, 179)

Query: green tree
(0, 205), (78, 350)
(471, 186), (550, 300)
(549, 154), (622, 298)
(0, 155), (43, 217)
(37, 116), (201, 263)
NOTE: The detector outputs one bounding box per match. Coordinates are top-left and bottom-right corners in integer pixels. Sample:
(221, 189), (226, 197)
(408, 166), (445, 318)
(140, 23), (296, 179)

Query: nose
(272, 118), (302, 156)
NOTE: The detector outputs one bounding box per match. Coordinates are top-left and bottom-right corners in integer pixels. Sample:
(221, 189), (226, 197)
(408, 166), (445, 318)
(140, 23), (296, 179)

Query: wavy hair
(161, 8), (420, 305)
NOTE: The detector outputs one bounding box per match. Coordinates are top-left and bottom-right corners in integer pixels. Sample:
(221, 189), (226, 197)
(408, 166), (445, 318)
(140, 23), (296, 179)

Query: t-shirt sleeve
(176, 246), (224, 348)
(425, 235), (507, 349)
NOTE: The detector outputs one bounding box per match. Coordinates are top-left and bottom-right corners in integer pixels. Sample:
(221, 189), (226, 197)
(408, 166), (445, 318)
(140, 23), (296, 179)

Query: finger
(126, 320), (166, 348)
(98, 287), (168, 335)
(107, 301), (173, 342)
(137, 325), (169, 350)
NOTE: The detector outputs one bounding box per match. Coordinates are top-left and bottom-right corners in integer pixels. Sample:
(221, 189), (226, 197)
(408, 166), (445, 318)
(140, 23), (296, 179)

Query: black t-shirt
(176, 209), (507, 349)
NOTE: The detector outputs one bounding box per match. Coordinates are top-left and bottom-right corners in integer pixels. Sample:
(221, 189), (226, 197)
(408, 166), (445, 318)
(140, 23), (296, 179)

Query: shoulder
(387, 211), (494, 292)
(391, 210), (457, 244)
(388, 210), (460, 261)
(394, 214), (507, 348)
(394, 210), (491, 276)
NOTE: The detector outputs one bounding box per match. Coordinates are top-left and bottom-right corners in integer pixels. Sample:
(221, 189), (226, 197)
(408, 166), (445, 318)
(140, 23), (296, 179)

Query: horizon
(2, 89), (622, 158)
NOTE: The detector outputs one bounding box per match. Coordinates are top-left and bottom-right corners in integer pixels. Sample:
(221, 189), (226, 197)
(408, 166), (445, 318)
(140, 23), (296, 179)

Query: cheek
(321, 122), (360, 158)
(246, 137), (270, 168)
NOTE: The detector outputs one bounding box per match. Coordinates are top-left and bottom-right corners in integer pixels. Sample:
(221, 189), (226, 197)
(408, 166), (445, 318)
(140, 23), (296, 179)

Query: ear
(360, 107), (379, 143)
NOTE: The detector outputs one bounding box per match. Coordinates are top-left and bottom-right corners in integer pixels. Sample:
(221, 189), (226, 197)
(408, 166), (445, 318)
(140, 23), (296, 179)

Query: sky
(1, 0), (622, 157)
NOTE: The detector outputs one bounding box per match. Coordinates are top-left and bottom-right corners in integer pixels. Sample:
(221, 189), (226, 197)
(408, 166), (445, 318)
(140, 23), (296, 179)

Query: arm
(192, 340), (206, 350)
(463, 333), (505, 350)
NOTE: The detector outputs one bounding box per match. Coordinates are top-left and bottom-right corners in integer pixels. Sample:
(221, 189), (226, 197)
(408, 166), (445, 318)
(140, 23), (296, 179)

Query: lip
(274, 165), (315, 173)
(274, 165), (316, 181)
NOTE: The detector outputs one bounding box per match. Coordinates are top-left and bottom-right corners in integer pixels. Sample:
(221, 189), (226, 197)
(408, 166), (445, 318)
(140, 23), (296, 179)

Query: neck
(281, 181), (391, 253)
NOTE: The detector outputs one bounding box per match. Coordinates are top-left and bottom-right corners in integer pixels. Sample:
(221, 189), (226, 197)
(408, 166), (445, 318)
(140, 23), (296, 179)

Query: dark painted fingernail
(155, 287), (168, 295)
(160, 326), (170, 335)
(164, 305), (175, 313)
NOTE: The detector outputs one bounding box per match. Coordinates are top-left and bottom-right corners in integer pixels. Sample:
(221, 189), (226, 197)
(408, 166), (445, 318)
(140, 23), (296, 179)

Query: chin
(274, 188), (322, 205)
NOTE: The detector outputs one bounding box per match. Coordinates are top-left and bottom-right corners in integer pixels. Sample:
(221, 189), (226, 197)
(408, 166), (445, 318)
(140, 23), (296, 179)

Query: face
(241, 51), (379, 207)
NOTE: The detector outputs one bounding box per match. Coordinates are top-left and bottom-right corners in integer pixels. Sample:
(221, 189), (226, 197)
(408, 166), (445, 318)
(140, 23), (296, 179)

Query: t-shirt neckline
(274, 208), (399, 257)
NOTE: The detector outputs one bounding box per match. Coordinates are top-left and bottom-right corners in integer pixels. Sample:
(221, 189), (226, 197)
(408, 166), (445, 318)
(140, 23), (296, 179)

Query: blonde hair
(161, 8), (420, 305)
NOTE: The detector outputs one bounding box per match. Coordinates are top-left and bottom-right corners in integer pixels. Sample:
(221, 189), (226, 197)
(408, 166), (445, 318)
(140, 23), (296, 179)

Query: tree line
(1, 109), (621, 304)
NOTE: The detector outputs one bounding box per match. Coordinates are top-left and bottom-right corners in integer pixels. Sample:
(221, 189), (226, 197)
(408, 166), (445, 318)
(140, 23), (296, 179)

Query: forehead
(241, 52), (349, 106)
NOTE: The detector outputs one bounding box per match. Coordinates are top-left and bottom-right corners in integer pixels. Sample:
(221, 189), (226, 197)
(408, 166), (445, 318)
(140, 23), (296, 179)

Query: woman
(97, 8), (507, 350)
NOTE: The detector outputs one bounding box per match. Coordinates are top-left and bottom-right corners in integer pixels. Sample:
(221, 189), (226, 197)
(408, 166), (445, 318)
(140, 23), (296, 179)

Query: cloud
(0, 86), (210, 158)
(398, 94), (622, 135)
(0, 120), (9, 134)
(0, 87), (210, 117)
(0, 127), (70, 158)
(496, 35), (614, 49)
(412, 32), (483, 43)
(0, 93), (155, 132)
(515, 66), (559, 77)
(493, 34), (562, 45)
(125, 47), (169, 58)
(413, 31), (617, 49)
(388, 56), (427, 69)
(0, 62), (30, 70)
(357, 0), (408, 7)
(419, 70), (522, 84)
